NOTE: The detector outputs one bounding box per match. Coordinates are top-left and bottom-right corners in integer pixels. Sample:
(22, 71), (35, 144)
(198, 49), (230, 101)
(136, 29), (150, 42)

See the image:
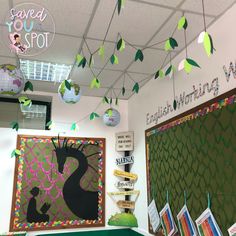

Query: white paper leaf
(198, 31), (205, 44)
(178, 59), (185, 71)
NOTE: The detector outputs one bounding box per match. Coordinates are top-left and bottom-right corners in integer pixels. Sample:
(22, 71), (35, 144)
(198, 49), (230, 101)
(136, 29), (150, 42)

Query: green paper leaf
(90, 112), (100, 120)
(10, 121), (19, 131)
(24, 81), (33, 92)
(78, 56), (87, 68)
(173, 100), (177, 110)
(132, 82), (139, 93)
(110, 54), (119, 64)
(103, 96), (109, 104)
(90, 77), (101, 89)
(165, 38), (178, 51)
(98, 45), (105, 59)
(115, 98), (118, 105)
(203, 32), (214, 57)
(117, 0), (125, 15)
(165, 65), (172, 76)
(24, 99), (31, 107)
(135, 49), (144, 62)
(89, 54), (94, 67)
(76, 54), (83, 64)
(11, 149), (21, 158)
(122, 87), (125, 96)
(184, 60), (192, 73)
(107, 109), (113, 117)
(70, 122), (78, 131)
(155, 69), (164, 79)
(110, 98), (112, 104)
(178, 16), (188, 30)
(18, 96), (28, 103)
(46, 120), (53, 129)
(11, 150), (15, 158)
(117, 38), (125, 51)
(65, 80), (71, 90)
(186, 58), (200, 68)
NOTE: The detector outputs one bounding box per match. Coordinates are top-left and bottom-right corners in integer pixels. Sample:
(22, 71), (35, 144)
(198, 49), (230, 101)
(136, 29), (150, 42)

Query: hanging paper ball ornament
(0, 64), (24, 95)
(103, 108), (120, 127)
(58, 80), (81, 104)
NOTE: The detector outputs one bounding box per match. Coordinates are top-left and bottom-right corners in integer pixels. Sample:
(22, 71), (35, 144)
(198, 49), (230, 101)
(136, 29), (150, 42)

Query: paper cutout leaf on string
(46, 120), (53, 129)
(77, 54), (87, 68)
(173, 99), (177, 110)
(89, 54), (94, 67)
(155, 69), (164, 79)
(115, 98), (118, 105)
(18, 96), (32, 107)
(11, 149), (21, 158)
(132, 82), (139, 93)
(103, 96), (109, 104)
(204, 32), (215, 57)
(184, 60), (192, 73)
(117, 0), (125, 15)
(90, 77), (101, 89)
(10, 121), (19, 131)
(135, 49), (144, 62)
(165, 37), (178, 51)
(24, 81), (33, 92)
(98, 45), (105, 59)
(110, 98), (112, 104)
(178, 16), (188, 30)
(110, 54), (119, 64)
(90, 112), (100, 120)
(65, 80), (71, 90)
(122, 87), (125, 96)
(70, 122), (78, 131)
(165, 65), (173, 76)
(117, 38), (125, 51)
(198, 31), (205, 43)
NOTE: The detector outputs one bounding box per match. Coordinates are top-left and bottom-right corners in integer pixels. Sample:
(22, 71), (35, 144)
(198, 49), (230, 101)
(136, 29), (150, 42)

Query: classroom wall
(0, 92), (128, 235)
(128, 4), (236, 235)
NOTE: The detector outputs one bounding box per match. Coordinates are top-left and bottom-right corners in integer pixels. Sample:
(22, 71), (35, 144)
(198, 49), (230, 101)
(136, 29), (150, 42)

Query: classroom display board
(145, 89), (236, 235)
(10, 135), (105, 232)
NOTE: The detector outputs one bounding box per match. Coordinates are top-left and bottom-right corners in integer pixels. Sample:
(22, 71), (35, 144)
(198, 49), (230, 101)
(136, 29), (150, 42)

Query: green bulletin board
(145, 89), (236, 235)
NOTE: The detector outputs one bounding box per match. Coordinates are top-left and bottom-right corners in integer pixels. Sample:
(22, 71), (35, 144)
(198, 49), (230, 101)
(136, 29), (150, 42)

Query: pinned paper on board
(195, 208), (223, 236)
(160, 203), (178, 236)
(228, 223), (236, 236)
(148, 199), (160, 233)
(177, 205), (197, 236)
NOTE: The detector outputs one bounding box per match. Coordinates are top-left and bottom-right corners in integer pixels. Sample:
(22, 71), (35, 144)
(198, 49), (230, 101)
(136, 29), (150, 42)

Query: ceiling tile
(87, 0), (172, 45)
(128, 49), (169, 74)
(180, 0), (235, 16)
(13, 0), (96, 36)
(26, 34), (81, 64)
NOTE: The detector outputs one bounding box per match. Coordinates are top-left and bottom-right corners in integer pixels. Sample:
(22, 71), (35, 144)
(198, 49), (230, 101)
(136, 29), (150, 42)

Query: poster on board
(177, 205), (197, 236)
(228, 223), (236, 236)
(195, 208), (223, 236)
(148, 199), (160, 233)
(159, 203), (178, 236)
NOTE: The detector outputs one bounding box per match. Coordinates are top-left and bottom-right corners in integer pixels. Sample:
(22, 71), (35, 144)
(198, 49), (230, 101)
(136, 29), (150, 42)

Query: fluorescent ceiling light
(20, 59), (72, 83)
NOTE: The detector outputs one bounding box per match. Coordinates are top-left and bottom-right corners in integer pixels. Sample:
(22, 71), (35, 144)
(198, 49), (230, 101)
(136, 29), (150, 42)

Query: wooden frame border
(145, 88), (236, 235)
(10, 135), (106, 232)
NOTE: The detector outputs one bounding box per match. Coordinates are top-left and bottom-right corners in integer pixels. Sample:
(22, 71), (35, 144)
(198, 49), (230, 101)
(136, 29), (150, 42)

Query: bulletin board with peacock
(10, 135), (105, 232)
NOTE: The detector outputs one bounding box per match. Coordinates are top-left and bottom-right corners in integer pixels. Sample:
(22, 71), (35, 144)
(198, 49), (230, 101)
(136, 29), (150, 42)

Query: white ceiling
(0, 0), (235, 100)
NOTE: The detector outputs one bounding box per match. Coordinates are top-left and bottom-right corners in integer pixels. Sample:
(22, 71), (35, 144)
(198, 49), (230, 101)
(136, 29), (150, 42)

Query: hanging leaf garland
(135, 49), (144, 62)
(46, 120), (54, 130)
(117, 37), (125, 51)
(178, 16), (188, 30)
(11, 149), (21, 158)
(122, 87), (125, 96)
(71, 122), (79, 131)
(90, 77), (101, 89)
(110, 98), (113, 104)
(65, 80), (71, 90)
(178, 58), (200, 73)
(132, 82), (139, 93)
(10, 121), (19, 131)
(24, 81), (33, 92)
(110, 54), (119, 64)
(165, 37), (178, 51)
(103, 96), (109, 104)
(98, 45), (105, 59)
(76, 54), (87, 68)
(154, 69), (164, 79)
(90, 112), (100, 120)
(18, 96), (32, 107)
(117, 0), (125, 15)
(89, 54), (94, 67)
(198, 31), (215, 57)
(115, 97), (118, 105)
